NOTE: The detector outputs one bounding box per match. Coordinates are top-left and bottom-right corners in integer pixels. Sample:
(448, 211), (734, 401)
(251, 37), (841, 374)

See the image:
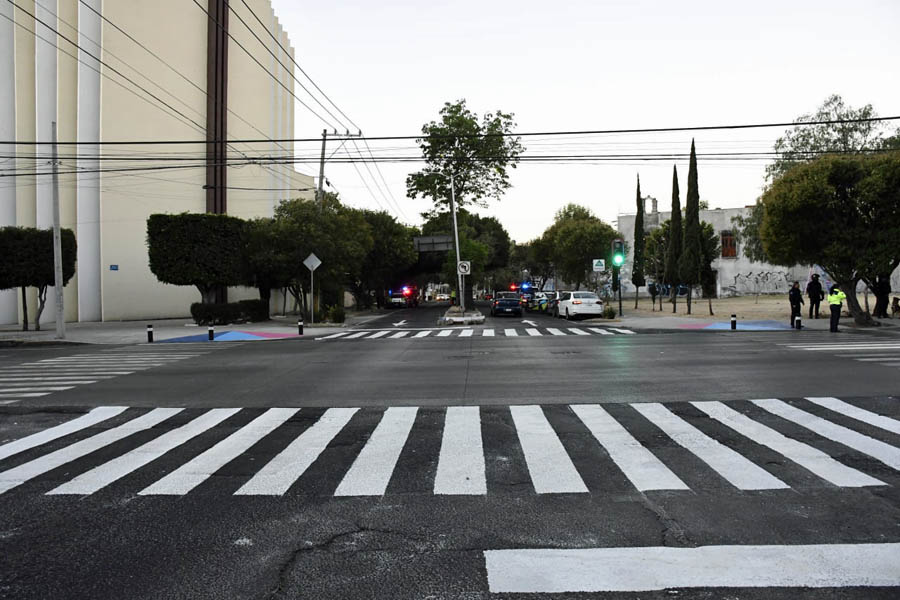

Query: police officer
(806, 274), (824, 318)
(789, 281), (804, 327)
(827, 285), (847, 332)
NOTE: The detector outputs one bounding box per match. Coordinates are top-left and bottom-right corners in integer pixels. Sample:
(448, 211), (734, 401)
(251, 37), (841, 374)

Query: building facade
(1, 0), (313, 325)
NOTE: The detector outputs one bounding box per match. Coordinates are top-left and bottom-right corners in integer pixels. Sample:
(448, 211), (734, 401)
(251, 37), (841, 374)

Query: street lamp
(448, 170), (465, 313)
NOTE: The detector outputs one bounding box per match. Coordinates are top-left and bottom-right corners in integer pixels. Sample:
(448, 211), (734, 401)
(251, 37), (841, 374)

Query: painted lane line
(0, 377), (112, 382)
(434, 406), (486, 495)
(567, 328), (589, 336)
(806, 397), (900, 435)
(343, 332), (369, 339)
(0, 408), (183, 495)
(588, 328), (613, 335)
(752, 399), (900, 471)
(571, 404), (688, 491)
(0, 386), (75, 393)
(632, 403), (787, 490)
(235, 408), (358, 495)
(876, 361), (900, 366)
(367, 331), (391, 339)
(793, 345), (900, 351)
(504, 329), (518, 337)
(855, 357), (900, 361)
(481, 329), (495, 337)
(0, 370), (135, 376)
(525, 328), (542, 337)
(483, 543), (900, 593)
(49, 408), (241, 495)
(44, 356), (185, 361)
(334, 407), (418, 496)
(692, 401), (883, 487)
(546, 328), (567, 336)
(140, 408), (300, 495)
(40, 357), (173, 362)
(413, 330), (431, 338)
(0, 406), (128, 462)
(610, 328), (635, 335)
(0, 393), (50, 399)
(436, 330), (453, 337)
(389, 331), (410, 339)
(459, 329), (474, 337)
(0, 380), (97, 386)
(319, 332), (349, 340)
(509, 405), (588, 494)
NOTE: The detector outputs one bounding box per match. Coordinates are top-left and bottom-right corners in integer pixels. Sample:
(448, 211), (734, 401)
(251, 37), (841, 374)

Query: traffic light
(611, 239), (625, 267)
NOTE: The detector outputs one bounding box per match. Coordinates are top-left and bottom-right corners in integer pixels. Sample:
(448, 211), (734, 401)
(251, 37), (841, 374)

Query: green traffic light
(613, 254), (624, 266)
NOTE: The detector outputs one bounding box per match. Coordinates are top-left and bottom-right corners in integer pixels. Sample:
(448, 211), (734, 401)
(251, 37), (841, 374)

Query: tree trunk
(840, 279), (876, 326)
(686, 287), (692, 315)
(198, 285), (217, 305)
(634, 286), (640, 309)
(671, 288), (677, 313)
(21, 286), (28, 332)
(34, 285), (48, 331)
(708, 296), (714, 316)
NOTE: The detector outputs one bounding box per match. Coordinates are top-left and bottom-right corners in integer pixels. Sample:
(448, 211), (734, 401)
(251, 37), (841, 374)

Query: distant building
(1, 0), (314, 325)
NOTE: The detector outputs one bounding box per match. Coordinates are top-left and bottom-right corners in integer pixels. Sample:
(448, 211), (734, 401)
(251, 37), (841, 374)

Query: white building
(1, 0), (313, 325)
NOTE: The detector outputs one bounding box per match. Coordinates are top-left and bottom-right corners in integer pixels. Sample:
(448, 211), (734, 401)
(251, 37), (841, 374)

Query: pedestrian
(806, 274), (824, 318)
(827, 285), (847, 332)
(450, 289), (457, 306)
(789, 281), (804, 327)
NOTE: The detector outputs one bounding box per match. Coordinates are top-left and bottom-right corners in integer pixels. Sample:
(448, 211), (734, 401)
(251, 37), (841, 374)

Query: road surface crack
(639, 495), (692, 547)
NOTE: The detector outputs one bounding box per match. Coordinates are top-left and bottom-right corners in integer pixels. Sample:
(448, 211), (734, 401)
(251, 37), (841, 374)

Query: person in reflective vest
(827, 286), (847, 332)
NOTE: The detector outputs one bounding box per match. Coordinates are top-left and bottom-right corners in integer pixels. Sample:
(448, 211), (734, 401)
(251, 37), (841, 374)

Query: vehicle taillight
(572, 300), (582, 305)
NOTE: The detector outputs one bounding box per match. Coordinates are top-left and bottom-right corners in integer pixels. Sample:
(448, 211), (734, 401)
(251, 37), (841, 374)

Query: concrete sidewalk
(594, 311), (900, 333)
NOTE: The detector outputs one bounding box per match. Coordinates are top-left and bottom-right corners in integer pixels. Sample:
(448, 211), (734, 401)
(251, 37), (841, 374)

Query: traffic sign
(457, 261), (471, 275)
(592, 258), (605, 272)
(303, 253), (321, 272)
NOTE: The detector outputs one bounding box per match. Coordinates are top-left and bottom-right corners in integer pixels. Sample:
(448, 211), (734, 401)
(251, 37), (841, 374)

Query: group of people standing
(789, 274), (847, 332)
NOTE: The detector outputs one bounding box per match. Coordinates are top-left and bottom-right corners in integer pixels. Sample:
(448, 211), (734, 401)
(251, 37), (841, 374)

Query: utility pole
(449, 170), (465, 313)
(317, 129), (327, 209)
(51, 122), (65, 339)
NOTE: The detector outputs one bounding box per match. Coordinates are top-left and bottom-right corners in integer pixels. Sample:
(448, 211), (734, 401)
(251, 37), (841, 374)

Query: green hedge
(190, 299), (269, 325)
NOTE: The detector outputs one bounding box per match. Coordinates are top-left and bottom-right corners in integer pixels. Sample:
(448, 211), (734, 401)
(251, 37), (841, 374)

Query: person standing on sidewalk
(789, 282), (804, 327)
(806, 274), (824, 318)
(828, 285), (847, 332)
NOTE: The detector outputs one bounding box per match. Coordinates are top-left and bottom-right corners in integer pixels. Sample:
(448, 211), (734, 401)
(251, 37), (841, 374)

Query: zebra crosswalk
(782, 340), (900, 368)
(1, 397), (897, 498)
(316, 326), (635, 341)
(0, 347), (221, 403)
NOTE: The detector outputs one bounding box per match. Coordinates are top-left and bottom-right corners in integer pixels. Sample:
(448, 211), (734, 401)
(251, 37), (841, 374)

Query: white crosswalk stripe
(482, 329), (495, 337)
(315, 326), (637, 340)
(782, 341), (900, 368)
(1, 398), (896, 498)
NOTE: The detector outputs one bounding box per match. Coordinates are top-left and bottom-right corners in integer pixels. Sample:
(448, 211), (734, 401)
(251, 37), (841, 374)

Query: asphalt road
(1, 302), (899, 599)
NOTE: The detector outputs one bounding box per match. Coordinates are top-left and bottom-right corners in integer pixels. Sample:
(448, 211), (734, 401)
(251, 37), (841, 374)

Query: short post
(730, 314), (737, 330)
(208, 325), (214, 341)
(297, 319), (304, 336)
(795, 315), (802, 330)
(146, 324), (153, 343)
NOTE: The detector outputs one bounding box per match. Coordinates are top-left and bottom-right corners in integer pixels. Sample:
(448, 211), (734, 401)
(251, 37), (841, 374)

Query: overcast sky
(270, 0), (900, 242)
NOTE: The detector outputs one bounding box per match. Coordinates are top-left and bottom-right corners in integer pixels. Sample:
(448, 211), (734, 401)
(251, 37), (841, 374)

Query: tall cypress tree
(665, 165), (682, 313)
(632, 174), (646, 309)
(680, 139), (702, 315)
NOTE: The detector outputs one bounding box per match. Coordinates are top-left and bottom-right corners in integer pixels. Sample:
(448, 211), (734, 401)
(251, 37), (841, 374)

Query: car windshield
(574, 292), (599, 299)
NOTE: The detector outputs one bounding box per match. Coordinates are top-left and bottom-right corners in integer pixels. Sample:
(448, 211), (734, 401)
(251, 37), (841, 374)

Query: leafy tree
(244, 218), (296, 310)
(632, 175), (646, 309)
(0, 226), (31, 330)
(551, 219), (618, 291)
(760, 151), (900, 325)
(355, 210), (417, 307)
(699, 222), (720, 316)
(680, 140), (703, 314)
(730, 200), (768, 263)
(406, 99), (524, 217)
(665, 165), (682, 312)
(645, 221), (669, 311)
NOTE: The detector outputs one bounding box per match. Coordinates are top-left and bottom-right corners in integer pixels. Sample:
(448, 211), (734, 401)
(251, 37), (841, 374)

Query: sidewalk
(599, 311), (900, 333)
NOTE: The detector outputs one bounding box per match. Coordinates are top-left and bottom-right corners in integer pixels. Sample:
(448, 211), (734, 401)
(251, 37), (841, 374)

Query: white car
(556, 291), (604, 320)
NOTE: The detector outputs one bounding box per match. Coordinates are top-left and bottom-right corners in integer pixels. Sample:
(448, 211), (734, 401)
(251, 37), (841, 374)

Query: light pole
(449, 170), (465, 313)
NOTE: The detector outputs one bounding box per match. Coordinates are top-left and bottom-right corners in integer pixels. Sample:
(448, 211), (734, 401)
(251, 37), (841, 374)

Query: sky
(270, 0), (900, 242)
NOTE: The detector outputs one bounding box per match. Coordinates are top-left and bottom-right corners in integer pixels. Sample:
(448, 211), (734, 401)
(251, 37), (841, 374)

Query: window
(721, 230), (737, 258)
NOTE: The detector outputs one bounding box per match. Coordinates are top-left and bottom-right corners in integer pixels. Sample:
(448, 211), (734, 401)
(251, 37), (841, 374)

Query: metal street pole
(310, 269), (314, 324)
(51, 122), (65, 339)
(449, 170), (465, 313)
(316, 129), (327, 209)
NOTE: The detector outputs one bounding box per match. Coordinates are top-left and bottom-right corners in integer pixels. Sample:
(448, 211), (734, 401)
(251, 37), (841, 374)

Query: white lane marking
(504, 329), (518, 337)
(522, 320), (537, 326)
(436, 330), (453, 337)
(0, 386), (75, 393)
(483, 543), (900, 593)
(343, 332), (369, 339)
(806, 397), (900, 435)
(319, 332), (349, 340)
(0, 406), (128, 462)
(413, 330), (431, 338)
(588, 328), (613, 335)
(525, 328), (542, 337)
(877, 361), (900, 366)
(482, 329), (495, 337)
(0, 393), (49, 399)
(572, 405), (687, 491)
(140, 408), (299, 495)
(367, 331), (391, 339)
(0, 370), (136, 376)
(434, 407), (486, 495)
(235, 408), (358, 495)
(610, 328), (635, 335)
(752, 399), (900, 471)
(48, 408), (241, 495)
(568, 328), (589, 336)
(792, 344), (900, 351)
(0, 377), (111, 382)
(334, 407), (418, 496)
(632, 403), (787, 490)
(43, 356), (184, 361)
(546, 328), (567, 336)
(459, 329), (474, 337)
(389, 331), (410, 339)
(692, 401), (883, 487)
(855, 356), (900, 361)
(509, 405), (587, 494)
(40, 358), (169, 363)
(0, 408), (182, 495)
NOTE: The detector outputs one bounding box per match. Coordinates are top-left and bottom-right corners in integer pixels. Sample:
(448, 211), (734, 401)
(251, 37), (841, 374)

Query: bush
(191, 300), (270, 325)
(237, 299), (269, 322)
(602, 306), (617, 319)
(327, 305), (346, 323)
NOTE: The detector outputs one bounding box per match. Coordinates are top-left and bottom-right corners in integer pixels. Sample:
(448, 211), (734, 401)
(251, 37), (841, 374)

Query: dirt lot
(626, 293), (891, 321)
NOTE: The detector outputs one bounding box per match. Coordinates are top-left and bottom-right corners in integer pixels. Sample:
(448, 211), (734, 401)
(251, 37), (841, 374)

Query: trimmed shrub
(190, 302), (241, 325)
(602, 306), (617, 319)
(237, 299), (269, 322)
(327, 305), (346, 323)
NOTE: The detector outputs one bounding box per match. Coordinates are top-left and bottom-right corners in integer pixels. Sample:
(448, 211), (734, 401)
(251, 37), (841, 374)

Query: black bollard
(730, 314), (737, 330)
(147, 324), (154, 343)
(298, 319), (304, 336)
(208, 325), (214, 341)
(795, 316), (802, 330)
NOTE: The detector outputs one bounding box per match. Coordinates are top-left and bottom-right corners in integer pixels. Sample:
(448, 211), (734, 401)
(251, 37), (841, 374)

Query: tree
(680, 140), (703, 315)
(244, 218), (295, 310)
(645, 221), (670, 311)
(760, 151), (900, 325)
(730, 200), (768, 263)
(665, 165), (682, 312)
(147, 213), (247, 305)
(406, 99), (524, 216)
(550, 219), (618, 291)
(631, 175), (646, 309)
(0, 226), (32, 330)
(699, 222), (720, 316)
(356, 210), (417, 308)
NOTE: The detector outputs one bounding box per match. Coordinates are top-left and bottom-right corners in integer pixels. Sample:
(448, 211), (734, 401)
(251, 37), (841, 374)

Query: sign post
(303, 253), (322, 323)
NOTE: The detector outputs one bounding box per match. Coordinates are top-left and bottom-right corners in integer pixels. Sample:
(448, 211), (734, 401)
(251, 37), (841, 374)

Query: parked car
(495, 291), (519, 300)
(556, 291), (604, 320)
(387, 293), (408, 308)
(435, 293), (450, 301)
(490, 297), (522, 317)
(546, 290), (570, 316)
